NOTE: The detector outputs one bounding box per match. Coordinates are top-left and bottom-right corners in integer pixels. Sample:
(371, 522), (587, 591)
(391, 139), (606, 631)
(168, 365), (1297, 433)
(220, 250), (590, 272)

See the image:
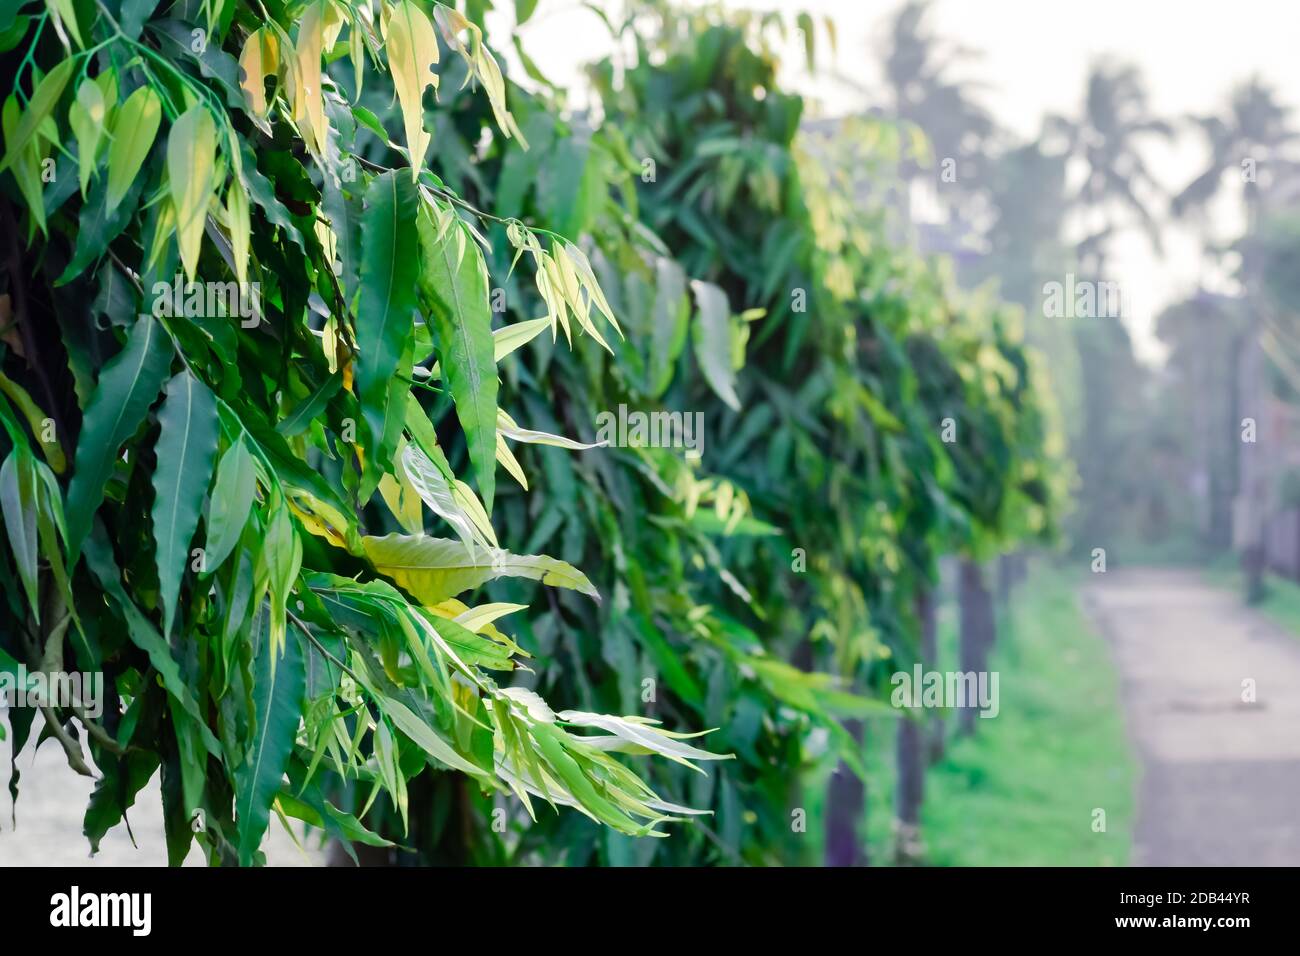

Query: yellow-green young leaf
(362, 533), (599, 606)
(167, 105), (219, 280)
(106, 86), (162, 212)
(0, 371), (66, 472)
(1, 97), (47, 235)
(237, 27), (280, 118)
(260, 502), (303, 660)
(378, 694), (482, 776)
(68, 79), (106, 196)
(45, 0), (83, 47)
(492, 316), (551, 362)
(225, 179), (251, 285)
(349, 16), (366, 99)
(495, 432), (527, 490)
(472, 43), (525, 145)
(497, 409), (605, 450)
(383, 0), (439, 181)
(292, 1), (330, 156)
(0, 58), (73, 175)
(399, 443), (497, 552)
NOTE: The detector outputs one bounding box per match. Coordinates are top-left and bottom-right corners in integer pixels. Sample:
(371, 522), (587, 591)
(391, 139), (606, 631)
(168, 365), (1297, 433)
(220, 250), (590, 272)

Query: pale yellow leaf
(382, 0), (439, 182)
(166, 106), (219, 280)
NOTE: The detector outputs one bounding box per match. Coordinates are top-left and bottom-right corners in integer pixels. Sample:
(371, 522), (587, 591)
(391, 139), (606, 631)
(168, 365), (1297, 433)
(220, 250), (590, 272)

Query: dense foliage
(0, 0), (1060, 865)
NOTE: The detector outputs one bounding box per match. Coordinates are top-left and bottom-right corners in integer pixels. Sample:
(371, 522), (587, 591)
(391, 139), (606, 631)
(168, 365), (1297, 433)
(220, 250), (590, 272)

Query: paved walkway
(1084, 568), (1300, 865)
(0, 711), (321, 866)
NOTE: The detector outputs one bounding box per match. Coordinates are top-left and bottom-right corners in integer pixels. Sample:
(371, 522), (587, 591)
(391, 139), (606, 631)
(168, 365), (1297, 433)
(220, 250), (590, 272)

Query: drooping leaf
(417, 203), (497, 511)
(235, 620), (306, 866)
(690, 279), (741, 411)
(383, 0), (439, 181)
(400, 442), (497, 552)
(237, 27), (279, 119)
(226, 179), (252, 286)
(355, 170), (420, 483)
(0, 450), (38, 618)
(65, 317), (173, 561)
(68, 78), (106, 196)
(166, 105), (219, 280)
(291, 0), (336, 156)
(362, 533), (599, 606)
(0, 57), (73, 174)
(205, 437), (257, 573)
(151, 371), (220, 637)
(105, 85), (161, 213)
(0, 371), (66, 472)
(82, 530), (221, 754)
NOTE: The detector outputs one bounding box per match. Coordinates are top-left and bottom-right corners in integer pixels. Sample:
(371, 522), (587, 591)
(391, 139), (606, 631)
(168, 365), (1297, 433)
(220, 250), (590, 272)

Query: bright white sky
(497, 0), (1300, 362)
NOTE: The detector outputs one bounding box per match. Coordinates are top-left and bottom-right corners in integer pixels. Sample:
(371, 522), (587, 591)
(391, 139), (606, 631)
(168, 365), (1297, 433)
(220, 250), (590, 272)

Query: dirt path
(1084, 568), (1300, 866)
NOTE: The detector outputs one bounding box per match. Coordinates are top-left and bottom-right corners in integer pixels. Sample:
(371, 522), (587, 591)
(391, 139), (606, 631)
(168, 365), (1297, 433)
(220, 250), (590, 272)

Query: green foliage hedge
(0, 0), (1061, 865)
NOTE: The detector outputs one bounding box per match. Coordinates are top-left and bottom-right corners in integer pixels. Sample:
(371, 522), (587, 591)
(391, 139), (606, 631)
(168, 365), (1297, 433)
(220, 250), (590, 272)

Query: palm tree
(830, 0), (997, 225)
(1173, 77), (1297, 225)
(881, 0), (996, 170)
(822, 0), (1001, 869)
(1174, 78), (1298, 601)
(1047, 63), (1169, 555)
(1048, 62), (1172, 274)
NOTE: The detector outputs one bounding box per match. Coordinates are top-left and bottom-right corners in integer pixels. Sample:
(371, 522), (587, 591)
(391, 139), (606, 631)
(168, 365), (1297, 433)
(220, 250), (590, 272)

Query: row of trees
(874, 2), (1300, 580)
(0, 0), (1060, 865)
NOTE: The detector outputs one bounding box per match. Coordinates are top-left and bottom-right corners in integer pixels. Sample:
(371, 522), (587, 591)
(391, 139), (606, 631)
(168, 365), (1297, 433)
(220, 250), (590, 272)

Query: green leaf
(274, 788), (394, 850)
(417, 203), (498, 511)
(515, 0), (539, 25)
(0, 58), (73, 174)
(151, 371), (220, 637)
(56, 167), (146, 285)
(0, 371), (66, 472)
(690, 279), (741, 411)
(363, 533), (598, 605)
(0, 449), (38, 618)
(355, 171), (420, 483)
(120, 0), (161, 40)
(65, 317), (173, 561)
(275, 371), (342, 437)
(235, 620), (306, 866)
(105, 85), (161, 213)
(82, 529), (221, 755)
(377, 693), (481, 776)
(649, 256), (689, 397)
(68, 78), (106, 196)
(205, 437), (257, 573)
